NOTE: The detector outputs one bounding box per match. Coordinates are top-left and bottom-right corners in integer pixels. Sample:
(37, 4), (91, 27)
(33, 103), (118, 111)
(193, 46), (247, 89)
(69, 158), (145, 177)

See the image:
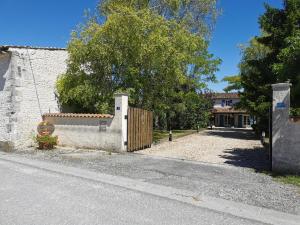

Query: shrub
(290, 108), (300, 117)
(35, 135), (58, 150)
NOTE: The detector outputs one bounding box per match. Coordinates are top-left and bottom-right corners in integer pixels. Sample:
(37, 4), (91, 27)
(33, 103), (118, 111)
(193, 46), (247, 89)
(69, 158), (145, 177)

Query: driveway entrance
(139, 128), (268, 170)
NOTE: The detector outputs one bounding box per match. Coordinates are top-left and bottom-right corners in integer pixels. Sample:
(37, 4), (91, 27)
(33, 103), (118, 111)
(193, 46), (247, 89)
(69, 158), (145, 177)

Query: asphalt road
(0, 156), (263, 225)
(0, 153), (299, 225)
(16, 148), (300, 215)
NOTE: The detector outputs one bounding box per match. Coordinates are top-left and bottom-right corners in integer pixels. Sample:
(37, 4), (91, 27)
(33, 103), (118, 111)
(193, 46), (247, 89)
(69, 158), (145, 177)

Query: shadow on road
(205, 128), (258, 141)
(219, 147), (270, 171)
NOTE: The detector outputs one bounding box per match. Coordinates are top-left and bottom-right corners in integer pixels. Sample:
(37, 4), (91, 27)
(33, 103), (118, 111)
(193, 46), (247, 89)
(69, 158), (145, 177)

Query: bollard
(169, 130), (172, 142)
(261, 131), (266, 145)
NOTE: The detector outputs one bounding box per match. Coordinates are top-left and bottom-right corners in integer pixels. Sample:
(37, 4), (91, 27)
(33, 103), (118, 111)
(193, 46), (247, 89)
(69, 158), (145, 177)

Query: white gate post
(114, 93), (128, 151)
(271, 83), (291, 171)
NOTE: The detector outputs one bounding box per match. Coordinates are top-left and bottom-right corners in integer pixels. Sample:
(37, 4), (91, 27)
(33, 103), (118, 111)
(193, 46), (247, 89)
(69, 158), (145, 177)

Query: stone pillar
(271, 83), (291, 172)
(114, 93), (128, 151)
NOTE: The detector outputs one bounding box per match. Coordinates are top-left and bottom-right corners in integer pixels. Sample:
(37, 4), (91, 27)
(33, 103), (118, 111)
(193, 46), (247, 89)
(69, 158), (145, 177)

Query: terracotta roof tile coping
(43, 113), (113, 119)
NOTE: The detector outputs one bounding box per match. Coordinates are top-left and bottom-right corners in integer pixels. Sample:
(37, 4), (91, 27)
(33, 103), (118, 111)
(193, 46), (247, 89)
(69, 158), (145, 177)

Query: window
(243, 116), (250, 126)
(226, 100), (233, 106)
(221, 100), (233, 107)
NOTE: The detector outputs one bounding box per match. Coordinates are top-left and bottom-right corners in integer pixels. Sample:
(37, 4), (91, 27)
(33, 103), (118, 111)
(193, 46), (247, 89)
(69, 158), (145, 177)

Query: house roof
(43, 113), (113, 119)
(212, 108), (247, 114)
(0, 45), (66, 51)
(205, 93), (240, 99)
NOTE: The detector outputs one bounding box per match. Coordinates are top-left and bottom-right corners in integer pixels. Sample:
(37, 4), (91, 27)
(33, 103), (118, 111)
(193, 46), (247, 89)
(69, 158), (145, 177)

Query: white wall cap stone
(114, 92), (129, 97)
(1, 45), (66, 51)
(272, 83), (292, 90)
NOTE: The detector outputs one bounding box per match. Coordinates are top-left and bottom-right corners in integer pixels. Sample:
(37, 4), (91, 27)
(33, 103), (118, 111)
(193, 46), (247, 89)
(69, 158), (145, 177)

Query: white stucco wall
(45, 117), (121, 150)
(43, 94), (128, 152)
(272, 83), (300, 173)
(213, 98), (240, 108)
(0, 47), (68, 150)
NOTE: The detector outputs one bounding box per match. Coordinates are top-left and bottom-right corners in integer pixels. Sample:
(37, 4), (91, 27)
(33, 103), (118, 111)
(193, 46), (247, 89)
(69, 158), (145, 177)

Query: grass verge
(153, 130), (198, 143)
(261, 170), (300, 188)
(273, 175), (300, 188)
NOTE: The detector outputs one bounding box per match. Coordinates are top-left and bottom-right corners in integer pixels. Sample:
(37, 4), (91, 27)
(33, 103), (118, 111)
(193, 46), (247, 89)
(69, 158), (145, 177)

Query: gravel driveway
(139, 128), (268, 170)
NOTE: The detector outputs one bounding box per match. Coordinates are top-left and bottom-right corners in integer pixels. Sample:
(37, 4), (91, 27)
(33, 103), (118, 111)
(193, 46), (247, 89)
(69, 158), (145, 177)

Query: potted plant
(35, 134), (58, 150)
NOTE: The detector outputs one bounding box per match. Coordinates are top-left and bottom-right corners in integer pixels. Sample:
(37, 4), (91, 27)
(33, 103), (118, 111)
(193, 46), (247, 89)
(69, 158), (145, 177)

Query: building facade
(0, 46), (68, 150)
(209, 93), (252, 128)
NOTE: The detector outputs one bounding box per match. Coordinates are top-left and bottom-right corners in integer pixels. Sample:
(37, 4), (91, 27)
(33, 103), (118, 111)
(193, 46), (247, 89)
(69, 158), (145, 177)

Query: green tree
(223, 0), (300, 134)
(222, 75), (242, 92)
(99, 0), (219, 36)
(259, 0), (300, 106)
(239, 38), (274, 134)
(56, 1), (220, 129)
(223, 39), (274, 134)
(174, 92), (213, 129)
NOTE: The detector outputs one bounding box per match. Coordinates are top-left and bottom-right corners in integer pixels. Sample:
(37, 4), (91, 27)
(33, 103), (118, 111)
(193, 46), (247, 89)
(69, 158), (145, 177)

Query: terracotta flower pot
(38, 142), (54, 150)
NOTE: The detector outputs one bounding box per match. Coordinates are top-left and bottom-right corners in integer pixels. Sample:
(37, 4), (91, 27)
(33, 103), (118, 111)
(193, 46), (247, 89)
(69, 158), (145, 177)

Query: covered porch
(211, 107), (253, 128)
(214, 113), (251, 128)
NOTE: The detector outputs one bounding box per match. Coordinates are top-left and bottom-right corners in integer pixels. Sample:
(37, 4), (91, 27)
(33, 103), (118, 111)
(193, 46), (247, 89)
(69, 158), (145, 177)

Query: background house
(210, 93), (252, 128)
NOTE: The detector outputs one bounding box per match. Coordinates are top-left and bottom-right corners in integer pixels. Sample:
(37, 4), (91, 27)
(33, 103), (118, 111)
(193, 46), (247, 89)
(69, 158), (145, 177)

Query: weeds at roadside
(274, 175), (300, 188)
(261, 170), (300, 188)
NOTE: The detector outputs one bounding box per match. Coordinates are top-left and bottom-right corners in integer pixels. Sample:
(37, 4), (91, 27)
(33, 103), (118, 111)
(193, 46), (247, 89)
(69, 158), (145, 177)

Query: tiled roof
(205, 93), (240, 99)
(43, 113), (113, 119)
(212, 108), (247, 114)
(1, 45), (66, 51)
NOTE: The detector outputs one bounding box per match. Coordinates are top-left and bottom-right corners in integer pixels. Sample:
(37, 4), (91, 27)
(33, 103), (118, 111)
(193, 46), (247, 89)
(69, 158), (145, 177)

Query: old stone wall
(0, 47), (68, 150)
(0, 52), (13, 150)
(272, 83), (300, 173)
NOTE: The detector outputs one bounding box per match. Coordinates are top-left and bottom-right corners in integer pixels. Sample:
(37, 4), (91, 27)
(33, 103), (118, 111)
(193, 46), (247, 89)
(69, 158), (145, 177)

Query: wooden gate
(127, 107), (153, 152)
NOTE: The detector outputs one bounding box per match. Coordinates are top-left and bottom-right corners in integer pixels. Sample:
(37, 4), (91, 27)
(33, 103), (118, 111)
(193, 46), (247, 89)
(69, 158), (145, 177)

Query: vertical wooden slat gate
(127, 107), (153, 152)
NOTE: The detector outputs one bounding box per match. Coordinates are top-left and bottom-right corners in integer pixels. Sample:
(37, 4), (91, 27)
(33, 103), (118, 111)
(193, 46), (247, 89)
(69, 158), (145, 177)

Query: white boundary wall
(44, 94), (128, 152)
(272, 83), (300, 173)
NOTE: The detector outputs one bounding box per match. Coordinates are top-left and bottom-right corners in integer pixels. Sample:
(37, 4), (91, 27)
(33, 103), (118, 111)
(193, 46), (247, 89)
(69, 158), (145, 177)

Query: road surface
(0, 153), (299, 225)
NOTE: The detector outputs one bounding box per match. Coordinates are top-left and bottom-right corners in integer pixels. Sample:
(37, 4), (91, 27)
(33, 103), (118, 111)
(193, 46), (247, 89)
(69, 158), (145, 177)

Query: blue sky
(208, 0), (283, 91)
(0, 0), (283, 92)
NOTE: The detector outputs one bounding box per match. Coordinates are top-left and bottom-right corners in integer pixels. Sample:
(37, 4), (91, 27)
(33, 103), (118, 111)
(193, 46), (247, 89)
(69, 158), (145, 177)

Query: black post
(169, 130), (172, 142)
(167, 110), (172, 142)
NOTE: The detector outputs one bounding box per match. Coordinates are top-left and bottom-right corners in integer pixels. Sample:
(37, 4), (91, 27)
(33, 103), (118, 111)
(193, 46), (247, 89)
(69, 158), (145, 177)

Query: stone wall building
(0, 46), (68, 150)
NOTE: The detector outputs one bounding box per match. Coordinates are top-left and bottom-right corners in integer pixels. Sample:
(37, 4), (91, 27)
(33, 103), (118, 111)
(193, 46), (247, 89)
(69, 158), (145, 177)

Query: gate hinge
(124, 141), (128, 146)
(124, 115), (128, 119)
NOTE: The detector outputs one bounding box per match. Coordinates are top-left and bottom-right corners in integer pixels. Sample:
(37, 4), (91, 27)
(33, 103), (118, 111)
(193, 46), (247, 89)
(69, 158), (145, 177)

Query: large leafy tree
(239, 39), (274, 134)
(57, 1), (220, 129)
(259, 0), (300, 106)
(222, 75), (242, 92)
(223, 0), (300, 134)
(99, 0), (219, 36)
